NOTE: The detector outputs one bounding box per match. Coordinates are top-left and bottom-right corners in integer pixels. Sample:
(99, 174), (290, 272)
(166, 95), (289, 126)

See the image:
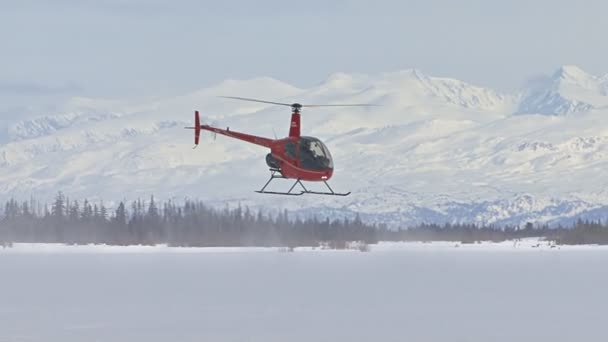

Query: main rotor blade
(219, 96), (293, 107)
(304, 104), (380, 107)
(220, 96), (380, 109)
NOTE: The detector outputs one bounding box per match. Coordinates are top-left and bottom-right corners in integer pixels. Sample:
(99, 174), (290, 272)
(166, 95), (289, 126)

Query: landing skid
(256, 169), (351, 196)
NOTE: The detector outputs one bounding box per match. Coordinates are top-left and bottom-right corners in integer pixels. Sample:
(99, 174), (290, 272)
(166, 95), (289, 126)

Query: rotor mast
(289, 103), (302, 138)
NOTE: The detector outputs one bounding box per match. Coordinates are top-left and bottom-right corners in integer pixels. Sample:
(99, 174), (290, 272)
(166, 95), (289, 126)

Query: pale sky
(1, 0), (607, 105)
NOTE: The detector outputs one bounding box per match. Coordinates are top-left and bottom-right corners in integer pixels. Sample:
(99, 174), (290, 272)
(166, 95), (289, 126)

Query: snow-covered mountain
(1, 66), (607, 227)
(517, 65), (608, 115)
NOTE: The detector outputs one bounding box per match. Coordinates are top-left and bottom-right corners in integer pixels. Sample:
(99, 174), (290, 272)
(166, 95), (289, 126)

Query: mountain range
(1, 65), (607, 227)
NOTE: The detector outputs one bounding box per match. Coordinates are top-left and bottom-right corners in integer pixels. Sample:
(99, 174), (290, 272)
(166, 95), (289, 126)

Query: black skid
(255, 169), (351, 196)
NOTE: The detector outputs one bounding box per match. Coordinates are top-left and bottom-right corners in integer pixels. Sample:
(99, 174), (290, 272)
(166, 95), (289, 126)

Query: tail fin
(194, 110), (201, 146)
(185, 110), (202, 148)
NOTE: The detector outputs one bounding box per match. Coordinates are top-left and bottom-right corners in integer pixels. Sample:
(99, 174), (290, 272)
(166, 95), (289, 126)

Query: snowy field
(1, 241), (608, 342)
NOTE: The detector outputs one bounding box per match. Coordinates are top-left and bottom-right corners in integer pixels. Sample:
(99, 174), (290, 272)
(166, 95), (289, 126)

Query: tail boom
(185, 110), (273, 148)
(200, 125), (273, 148)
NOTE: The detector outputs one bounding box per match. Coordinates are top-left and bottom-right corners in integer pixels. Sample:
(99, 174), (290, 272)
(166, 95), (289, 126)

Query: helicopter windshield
(299, 136), (333, 170)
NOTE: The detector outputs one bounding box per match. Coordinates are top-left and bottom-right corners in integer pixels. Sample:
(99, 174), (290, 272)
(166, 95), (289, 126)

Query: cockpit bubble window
(299, 136), (334, 170)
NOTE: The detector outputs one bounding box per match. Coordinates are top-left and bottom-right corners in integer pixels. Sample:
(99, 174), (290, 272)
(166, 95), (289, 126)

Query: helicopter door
(285, 141), (297, 159)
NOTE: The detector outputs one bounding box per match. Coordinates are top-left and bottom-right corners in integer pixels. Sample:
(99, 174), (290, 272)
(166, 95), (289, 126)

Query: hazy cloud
(522, 74), (553, 92)
(0, 81), (82, 96)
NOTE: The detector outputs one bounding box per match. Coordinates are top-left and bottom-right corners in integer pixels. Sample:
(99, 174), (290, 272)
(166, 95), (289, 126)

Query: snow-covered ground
(1, 241), (607, 341)
(0, 238), (606, 253)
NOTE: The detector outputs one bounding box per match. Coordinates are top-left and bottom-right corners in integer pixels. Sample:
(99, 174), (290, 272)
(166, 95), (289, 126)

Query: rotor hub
(291, 103), (302, 113)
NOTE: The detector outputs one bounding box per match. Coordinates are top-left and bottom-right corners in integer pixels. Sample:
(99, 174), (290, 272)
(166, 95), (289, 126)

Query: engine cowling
(265, 153), (280, 169)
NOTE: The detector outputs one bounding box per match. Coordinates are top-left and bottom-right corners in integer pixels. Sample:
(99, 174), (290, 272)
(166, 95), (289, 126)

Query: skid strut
(255, 169), (351, 196)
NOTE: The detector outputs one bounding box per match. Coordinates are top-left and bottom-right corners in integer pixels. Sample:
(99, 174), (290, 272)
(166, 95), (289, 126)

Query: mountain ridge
(517, 65), (608, 115)
(1, 66), (607, 227)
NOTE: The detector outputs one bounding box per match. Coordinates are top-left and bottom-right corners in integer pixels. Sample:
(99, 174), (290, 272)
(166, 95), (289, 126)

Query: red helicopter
(186, 96), (375, 196)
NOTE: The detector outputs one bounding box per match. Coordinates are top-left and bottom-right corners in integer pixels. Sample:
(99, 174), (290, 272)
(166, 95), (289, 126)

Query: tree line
(0, 193), (607, 247)
(378, 221), (608, 245)
(0, 193), (378, 248)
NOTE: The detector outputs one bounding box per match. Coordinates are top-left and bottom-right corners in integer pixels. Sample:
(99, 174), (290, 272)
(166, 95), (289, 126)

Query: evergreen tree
(114, 202), (127, 227)
(69, 201), (80, 221)
(82, 199), (93, 221)
(100, 201), (107, 221)
(52, 192), (65, 219)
